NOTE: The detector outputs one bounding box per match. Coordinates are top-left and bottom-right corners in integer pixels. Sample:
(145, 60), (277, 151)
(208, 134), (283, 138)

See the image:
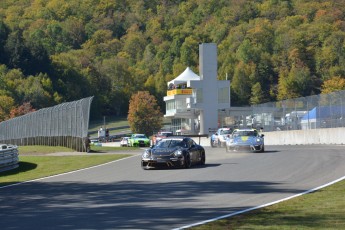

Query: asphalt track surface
(1, 145), (345, 229)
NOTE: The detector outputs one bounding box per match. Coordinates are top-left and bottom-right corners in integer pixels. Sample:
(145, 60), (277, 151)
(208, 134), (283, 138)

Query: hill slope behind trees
(1, 0), (345, 121)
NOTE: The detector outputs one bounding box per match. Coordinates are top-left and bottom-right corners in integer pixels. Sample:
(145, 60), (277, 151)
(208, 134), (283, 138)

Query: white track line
(0, 154), (139, 189)
(174, 175), (345, 230)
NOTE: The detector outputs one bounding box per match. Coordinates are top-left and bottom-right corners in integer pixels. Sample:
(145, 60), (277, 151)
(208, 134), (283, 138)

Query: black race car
(141, 136), (206, 169)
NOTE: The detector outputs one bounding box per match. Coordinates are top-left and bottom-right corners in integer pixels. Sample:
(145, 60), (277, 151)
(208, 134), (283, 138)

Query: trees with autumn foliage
(10, 102), (35, 118)
(1, 0), (345, 121)
(127, 91), (163, 136)
(321, 76), (345, 94)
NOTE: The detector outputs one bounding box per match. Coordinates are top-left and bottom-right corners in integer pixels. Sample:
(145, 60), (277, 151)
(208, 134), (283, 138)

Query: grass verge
(90, 145), (139, 152)
(89, 116), (129, 133)
(18, 145), (76, 154)
(0, 146), (131, 187)
(191, 179), (345, 229)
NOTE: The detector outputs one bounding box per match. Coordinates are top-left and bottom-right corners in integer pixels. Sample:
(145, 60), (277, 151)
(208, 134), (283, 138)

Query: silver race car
(226, 129), (264, 152)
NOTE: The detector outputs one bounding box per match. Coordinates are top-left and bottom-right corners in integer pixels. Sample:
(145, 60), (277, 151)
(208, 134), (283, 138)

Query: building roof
(167, 67), (200, 87)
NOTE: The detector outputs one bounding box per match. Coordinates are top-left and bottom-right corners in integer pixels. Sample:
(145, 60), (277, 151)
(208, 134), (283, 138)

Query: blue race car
(225, 129), (264, 152)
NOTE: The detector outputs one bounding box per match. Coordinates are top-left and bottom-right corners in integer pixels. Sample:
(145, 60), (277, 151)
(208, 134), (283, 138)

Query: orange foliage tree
(321, 76), (345, 94)
(127, 91), (163, 137)
(10, 102), (36, 118)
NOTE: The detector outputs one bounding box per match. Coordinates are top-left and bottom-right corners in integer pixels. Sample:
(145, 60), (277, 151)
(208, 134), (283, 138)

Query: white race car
(214, 127), (232, 147)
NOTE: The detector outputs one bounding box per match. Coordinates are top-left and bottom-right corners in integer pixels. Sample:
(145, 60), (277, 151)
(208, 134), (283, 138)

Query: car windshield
(233, 130), (257, 137)
(220, 129), (231, 135)
(135, 134), (146, 138)
(156, 139), (186, 148)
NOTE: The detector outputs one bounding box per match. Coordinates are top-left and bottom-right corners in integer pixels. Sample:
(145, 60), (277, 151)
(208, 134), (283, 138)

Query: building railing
(165, 108), (194, 116)
(167, 88), (193, 96)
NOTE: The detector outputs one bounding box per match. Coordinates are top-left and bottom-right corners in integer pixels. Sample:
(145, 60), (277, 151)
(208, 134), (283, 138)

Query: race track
(1, 145), (345, 229)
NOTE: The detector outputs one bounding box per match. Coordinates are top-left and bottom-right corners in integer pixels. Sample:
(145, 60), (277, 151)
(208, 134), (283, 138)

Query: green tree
(17, 74), (54, 108)
(121, 29), (147, 64)
(51, 49), (93, 101)
(4, 31), (30, 70)
(180, 36), (199, 67)
(1, 67), (26, 102)
(127, 91), (163, 137)
(0, 20), (9, 64)
(0, 95), (15, 122)
(231, 61), (255, 105)
(316, 31), (345, 80)
(250, 82), (265, 105)
(258, 0), (293, 20)
(97, 57), (133, 115)
(236, 39), (257, 64)
(3, 0), (345, 113)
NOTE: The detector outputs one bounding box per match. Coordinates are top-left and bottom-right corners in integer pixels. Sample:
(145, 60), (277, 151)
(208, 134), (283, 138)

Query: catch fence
(0, 97), (93, 152)
(238, 90), (345, 132)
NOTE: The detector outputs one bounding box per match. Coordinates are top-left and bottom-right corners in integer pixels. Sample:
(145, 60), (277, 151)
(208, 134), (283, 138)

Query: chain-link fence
(0, 97), (93, 152)
(240, 90), (345, 132)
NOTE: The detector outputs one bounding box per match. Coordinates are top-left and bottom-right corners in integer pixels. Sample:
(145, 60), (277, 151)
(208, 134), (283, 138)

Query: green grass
(0, 145), (131, 187)
(191, 179), (345, 229)
(89, 116), (129, 133)
(18, 145), (138, 154)
(18, 145), (76, 154)
(90, 145), (138, 152)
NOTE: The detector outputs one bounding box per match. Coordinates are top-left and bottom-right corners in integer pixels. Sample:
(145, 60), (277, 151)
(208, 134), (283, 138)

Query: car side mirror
(261, 134), (264, 138)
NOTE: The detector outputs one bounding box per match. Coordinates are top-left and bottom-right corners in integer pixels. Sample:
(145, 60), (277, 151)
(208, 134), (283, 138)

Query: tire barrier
(0, 144), (19, 173)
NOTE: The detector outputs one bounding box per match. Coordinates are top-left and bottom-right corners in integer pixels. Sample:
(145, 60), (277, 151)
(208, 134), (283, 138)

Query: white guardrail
(0, 144), (19, 172)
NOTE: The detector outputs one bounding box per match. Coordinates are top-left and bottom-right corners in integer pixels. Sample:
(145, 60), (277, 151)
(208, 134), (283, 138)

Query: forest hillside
(1, 0), (345, 121)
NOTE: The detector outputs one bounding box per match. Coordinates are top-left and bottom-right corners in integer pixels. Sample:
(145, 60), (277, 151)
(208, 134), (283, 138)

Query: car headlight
(142, 150), (151, 158)
(256, 138), (261, 143)
(174, 150), (183, 157)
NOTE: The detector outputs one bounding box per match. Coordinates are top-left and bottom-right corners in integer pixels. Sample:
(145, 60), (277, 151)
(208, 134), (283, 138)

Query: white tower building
(164, 43), (230, 135)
